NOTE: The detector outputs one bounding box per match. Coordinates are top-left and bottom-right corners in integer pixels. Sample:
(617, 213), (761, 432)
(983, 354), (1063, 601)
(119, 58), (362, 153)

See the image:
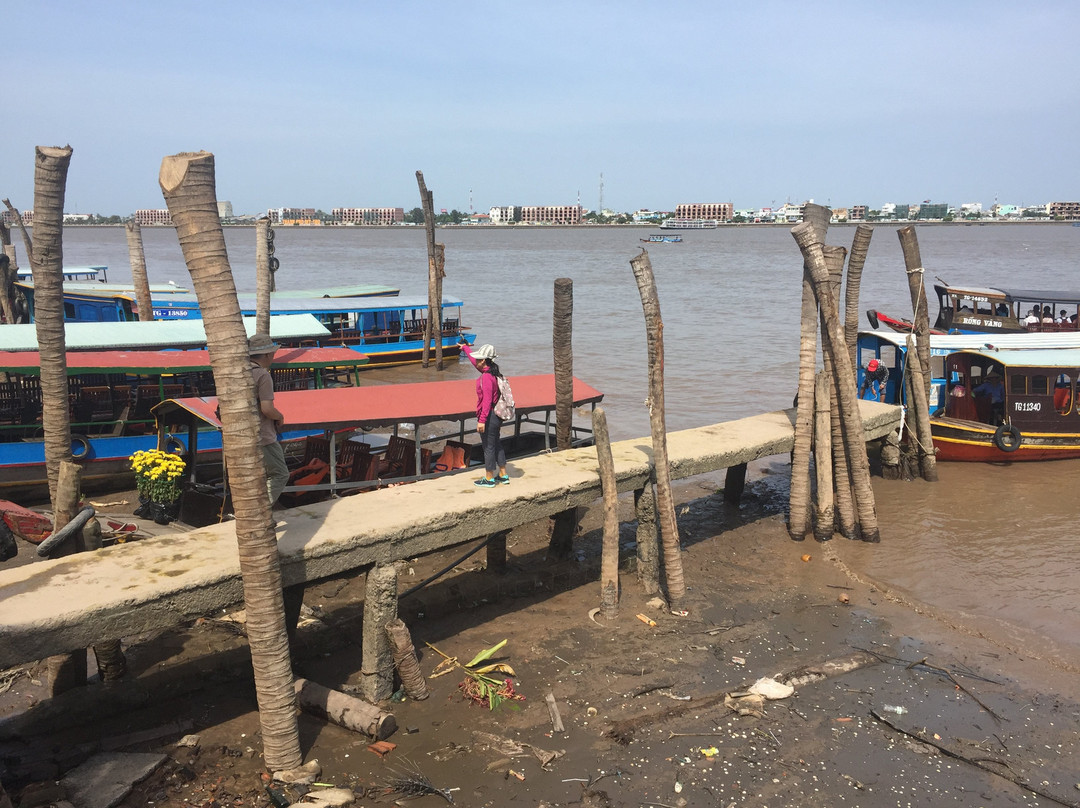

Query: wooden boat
(868, 281), (1080, 336)
(14, 281), (397, 324)
(0, 345), (369, 501)
(865, 309), (947, 335)
(153, 374), (604, 525)
(150, 294), (476, 366)
(931, 347), (1080, 461)
(640, 234), (683, 243)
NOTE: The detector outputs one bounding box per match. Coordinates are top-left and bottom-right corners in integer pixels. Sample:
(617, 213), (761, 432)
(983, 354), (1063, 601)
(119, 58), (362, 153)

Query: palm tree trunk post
(822, 244), (857, 540)
(897, 226), (933, 403)
(255, 217), (272, 335)
(548, 277), (578, 558)
(629, 249), (687, 605)
(415, 172), (437, 369)
(788, 263), (817, 541)
(2, 203), (30, 323)
(362, 563), (398, 702)
(904, 335), (939, 482)
(844, 224), (874, 367)
(554, 278), (574, 450)
(46, 461), (88, 695)
(593, 407), (620, 620)
(792, 222), (881, 543)
(788, 203), (829, 540)
(0, 249), (16, 324)
(124, 220), (155, 322)
(159, 151), (301, 771)
(434, 242), (445, 370)
(812, 370), (835, 540)
(29, 146), (74, 508)
(634, 485), (660, 595)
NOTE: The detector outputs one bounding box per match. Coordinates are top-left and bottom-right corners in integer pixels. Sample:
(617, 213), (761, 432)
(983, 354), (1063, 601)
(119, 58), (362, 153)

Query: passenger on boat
(973, 371), (1005, 425)
(996, 304), (1010, 316)
(1057, 309), (1069, 324)
(461, 341), (508, 488)
(249, 333), (289, 506)
(1024, 307), (1041, 326)
(1042, 306), (1054, 324)
(859, 359), (889, 401)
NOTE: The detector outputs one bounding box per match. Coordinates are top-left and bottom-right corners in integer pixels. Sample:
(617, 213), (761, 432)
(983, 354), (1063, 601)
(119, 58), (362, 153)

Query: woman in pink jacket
(462, 342), (508, 487)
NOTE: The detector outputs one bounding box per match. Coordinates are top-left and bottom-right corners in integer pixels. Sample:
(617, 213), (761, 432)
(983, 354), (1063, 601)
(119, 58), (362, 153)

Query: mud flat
(1, 471), (1078, 807)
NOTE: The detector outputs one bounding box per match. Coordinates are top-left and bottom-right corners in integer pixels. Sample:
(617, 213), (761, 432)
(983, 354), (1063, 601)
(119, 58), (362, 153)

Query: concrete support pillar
(362, 564), (398, 703)
(723, 463), (747, 505)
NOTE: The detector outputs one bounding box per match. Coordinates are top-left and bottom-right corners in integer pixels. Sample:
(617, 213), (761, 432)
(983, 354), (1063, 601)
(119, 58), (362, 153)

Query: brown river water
(58, 222), (1080, 666)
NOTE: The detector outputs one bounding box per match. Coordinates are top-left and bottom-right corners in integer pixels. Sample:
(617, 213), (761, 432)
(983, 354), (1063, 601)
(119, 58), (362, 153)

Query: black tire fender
(70, 434), (91, 460)
(164, 436), (185, 456)
(36, 505), (95, 558)
(269, 256), (280, 271)
(993, 423), (1022, 453)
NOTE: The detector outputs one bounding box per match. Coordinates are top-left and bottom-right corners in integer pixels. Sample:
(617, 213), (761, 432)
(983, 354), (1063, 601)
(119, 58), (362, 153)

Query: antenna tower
(598, 172), (604, 213)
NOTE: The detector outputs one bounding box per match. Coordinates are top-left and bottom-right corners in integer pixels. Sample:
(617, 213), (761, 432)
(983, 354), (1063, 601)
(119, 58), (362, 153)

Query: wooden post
(822, 245), (856, 540)
(255, 217), (272, 335)
(812, 370), (835, 541)
(46, 462), (88, 695)
(844, 224), (874, 368)
(0, 250), (16, 324)
(549, 277), (578, 558)
(904, 335), (939, 481)
(634, 485), (660, 595)
(629, 249), (686, 605)
(433, 243), (444, 370)
(792, 223), (880, 543)
(723, 463), (747, 505)
(124, 220), (155, 322)
(416, 172), (438, 369)
(295, 678), (397, 739)
(897, 226), (933, 403)
(593, 407), (619, 620)
(554, 278), (574, 450)
(789, 204), (828, 540)
(362, 563), (398, 702)
(384, 618), (429, 701)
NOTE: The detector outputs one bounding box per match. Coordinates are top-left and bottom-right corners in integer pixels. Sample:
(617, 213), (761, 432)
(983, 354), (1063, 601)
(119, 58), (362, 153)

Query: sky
(5, 2), (1078, 216)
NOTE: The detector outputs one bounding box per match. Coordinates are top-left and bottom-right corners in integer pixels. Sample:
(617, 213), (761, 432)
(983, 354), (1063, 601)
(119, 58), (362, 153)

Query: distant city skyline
(5, 4), (1078, 216)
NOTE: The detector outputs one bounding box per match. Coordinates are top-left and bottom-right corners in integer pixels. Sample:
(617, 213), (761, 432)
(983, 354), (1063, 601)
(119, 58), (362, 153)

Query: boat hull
(931, 417), (1080, 462)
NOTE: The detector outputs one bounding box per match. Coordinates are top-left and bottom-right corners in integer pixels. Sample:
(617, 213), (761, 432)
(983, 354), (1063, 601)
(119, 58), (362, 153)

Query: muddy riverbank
(2, 468), (1078, 807)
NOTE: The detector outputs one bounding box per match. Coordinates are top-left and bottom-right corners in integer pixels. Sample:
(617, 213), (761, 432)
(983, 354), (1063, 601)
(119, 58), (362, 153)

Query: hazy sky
(6, 2), (1077, 216)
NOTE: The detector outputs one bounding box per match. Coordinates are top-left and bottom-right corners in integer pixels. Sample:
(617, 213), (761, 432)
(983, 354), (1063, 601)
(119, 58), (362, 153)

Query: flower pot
(152, 501), (180, 526)
(133, 496), (153, 519)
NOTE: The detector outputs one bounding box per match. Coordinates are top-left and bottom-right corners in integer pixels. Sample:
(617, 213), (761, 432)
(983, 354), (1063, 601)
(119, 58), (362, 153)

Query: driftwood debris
(544, 691), (566, 733)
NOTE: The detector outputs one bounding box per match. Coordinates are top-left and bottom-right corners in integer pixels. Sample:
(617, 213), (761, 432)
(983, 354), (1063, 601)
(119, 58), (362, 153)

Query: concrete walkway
(0, 401), (900, 669)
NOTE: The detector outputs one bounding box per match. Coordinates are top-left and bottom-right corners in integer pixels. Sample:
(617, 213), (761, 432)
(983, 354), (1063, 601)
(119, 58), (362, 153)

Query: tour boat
(930, 347), (1080, 461)
(0, 345), (369, 501)
(868, 280), (1080, 336)
(150, 293), (476, 366)
(659, 218), (718, 230)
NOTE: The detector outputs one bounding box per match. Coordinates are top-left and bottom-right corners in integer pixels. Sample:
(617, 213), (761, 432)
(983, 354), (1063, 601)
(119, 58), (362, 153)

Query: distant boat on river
(660, 218), (718, 230)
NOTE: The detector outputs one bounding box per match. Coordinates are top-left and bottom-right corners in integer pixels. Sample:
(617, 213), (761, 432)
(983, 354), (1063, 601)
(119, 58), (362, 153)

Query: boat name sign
(959, 317), (1002, 328)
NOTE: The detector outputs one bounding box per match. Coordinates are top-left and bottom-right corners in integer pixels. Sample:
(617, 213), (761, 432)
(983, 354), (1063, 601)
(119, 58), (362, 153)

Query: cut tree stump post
(549, 277), (578, 559)
(362, 563), (398, 703)
(124, 220), (154, 322)
(813, 370), (835, 540)
(593, 407), (619, 620)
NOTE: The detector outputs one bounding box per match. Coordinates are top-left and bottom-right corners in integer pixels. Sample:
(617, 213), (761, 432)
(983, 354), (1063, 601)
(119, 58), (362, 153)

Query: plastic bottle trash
(882, 704), (908, 715)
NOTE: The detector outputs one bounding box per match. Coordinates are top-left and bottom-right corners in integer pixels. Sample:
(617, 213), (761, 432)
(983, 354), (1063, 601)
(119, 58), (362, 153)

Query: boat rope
(904, 266), (925, 335)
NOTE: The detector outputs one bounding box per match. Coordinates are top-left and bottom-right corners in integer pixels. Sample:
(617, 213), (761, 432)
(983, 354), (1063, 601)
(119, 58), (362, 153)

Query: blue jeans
(482, 413), (506, 474)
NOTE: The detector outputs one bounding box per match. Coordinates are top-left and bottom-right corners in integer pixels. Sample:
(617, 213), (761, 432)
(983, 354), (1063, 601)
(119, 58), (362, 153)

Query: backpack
(493, 375), (516, 420)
